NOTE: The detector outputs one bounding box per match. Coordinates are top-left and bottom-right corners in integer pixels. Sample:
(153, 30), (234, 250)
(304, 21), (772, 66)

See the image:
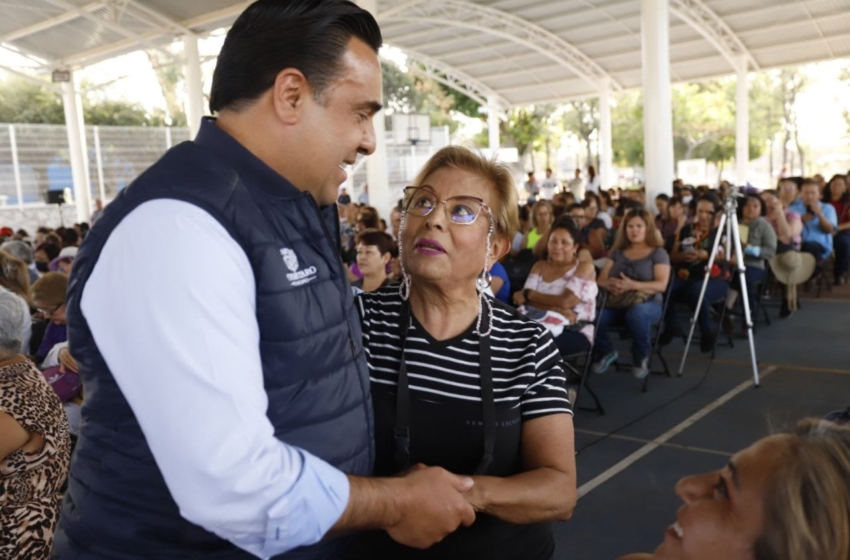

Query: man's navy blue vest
(55, 118), (375, 559)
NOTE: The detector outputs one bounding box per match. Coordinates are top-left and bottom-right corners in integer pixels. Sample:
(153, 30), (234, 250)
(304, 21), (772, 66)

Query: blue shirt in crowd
(788, 199), (837, 259)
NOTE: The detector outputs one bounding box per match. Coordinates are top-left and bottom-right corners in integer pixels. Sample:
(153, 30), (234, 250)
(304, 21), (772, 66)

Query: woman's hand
(676, 213), (687, 232)
(512, 290), (527, 306)
(465, 476), (490, 512)
(58, 347), (78, 374)
(563, 309), (578, 324)
(617, 273), (636, 292)
(766, 197), (783, 218)
(607, 278), (625, 295)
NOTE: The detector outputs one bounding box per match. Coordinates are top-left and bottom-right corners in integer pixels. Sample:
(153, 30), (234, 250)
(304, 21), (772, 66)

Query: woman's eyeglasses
(37, 303), (63, 318)
(403, 186), (490, 226)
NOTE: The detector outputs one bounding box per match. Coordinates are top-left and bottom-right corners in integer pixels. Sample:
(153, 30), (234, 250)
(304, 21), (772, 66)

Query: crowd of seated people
(2, 162), (850, 557)
(0, 224), (88, 556)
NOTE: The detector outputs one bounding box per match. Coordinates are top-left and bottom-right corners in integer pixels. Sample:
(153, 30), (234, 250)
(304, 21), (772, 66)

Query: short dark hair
(543, 217), (582, 256)
(655, 193), (670, 202)
(668, 195), (684, 207)
(61, 228), (79, 247)
(35, 242), (60, 261)
(356, 230), (394, 257)
(698, 192), (721, 213)
(210, 0), (382, 113)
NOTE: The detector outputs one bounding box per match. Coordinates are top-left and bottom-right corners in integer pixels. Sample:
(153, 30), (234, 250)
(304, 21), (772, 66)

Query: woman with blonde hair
(621, 418), (850, 560)
(521, 199), (554, 257)
(356, 146), (576, 559)
(595, 208), (671, 379)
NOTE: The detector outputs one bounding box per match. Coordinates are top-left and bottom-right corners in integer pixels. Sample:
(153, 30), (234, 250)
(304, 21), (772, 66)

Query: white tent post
(9, 125), (24, 209)
(735, 55), (750, 187)
(183, 34), (204, 139)
(488, 95), (500, 151)
(357, 0), (392, 221)
(93, 126), (106, 205)
(641, 0), (675, 207)
(62, 74), (93, 223)
(598, 81), (613, 191)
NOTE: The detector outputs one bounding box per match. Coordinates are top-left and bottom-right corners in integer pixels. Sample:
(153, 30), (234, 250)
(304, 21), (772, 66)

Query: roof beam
(0, 2), (103, 44)
(378, 0), (621, 93)
(0, 64), (62, 94)
(669, 0), (759, 72)
(179, 2), (251, 31)
(38, 0), (182, 68)
(121, 0), (193, 35)
(391, 47), (510, 111)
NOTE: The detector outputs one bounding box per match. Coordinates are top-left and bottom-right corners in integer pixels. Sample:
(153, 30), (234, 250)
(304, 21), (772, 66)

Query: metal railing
(0, 123), (191, 208)
(0, 122), (450, 212)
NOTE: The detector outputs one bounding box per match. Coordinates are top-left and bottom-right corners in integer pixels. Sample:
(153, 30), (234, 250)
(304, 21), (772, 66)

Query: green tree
(0, 78), (65, 124)
(561, 99), (599, 167)
(381, 60), (465, 133)
(498, 105), (557, 171)
(612, 91), (644, 168)
(146, 47), (188, 126)
(0, 76), (179, 126)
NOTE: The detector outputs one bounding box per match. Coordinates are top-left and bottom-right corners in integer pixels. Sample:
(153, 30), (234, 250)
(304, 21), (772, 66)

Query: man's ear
(272, 69), (311, 125)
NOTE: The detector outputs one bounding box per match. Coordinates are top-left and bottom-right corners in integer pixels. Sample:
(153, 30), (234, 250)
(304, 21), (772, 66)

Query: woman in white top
(513, 217), (597, 357)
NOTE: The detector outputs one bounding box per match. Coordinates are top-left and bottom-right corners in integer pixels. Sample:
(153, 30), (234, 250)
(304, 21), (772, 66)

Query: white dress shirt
(80, 199), (350, 559)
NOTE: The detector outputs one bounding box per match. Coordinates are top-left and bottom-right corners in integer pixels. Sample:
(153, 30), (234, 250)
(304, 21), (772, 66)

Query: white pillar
(8, 125), (24, 209)
(641, 0), (675, 208)
(93, 126), (106, 204)
(183, 34), (204, 139)
(735, 55), (750, 187)
(487, 96), (500, 152)
(598, 82), (613, 191)
(357, 0), (392, 220)
(62, 74), (92, 224)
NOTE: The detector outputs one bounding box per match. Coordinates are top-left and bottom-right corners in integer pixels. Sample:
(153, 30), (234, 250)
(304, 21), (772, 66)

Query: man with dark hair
(56, 1), (474, 558)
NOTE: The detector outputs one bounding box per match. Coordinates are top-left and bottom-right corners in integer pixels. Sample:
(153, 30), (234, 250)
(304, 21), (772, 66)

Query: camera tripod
(677, 188), (760, 386)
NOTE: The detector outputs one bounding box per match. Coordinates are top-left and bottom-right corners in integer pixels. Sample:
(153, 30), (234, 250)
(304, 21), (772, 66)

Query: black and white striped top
(355, 287), (572, 419)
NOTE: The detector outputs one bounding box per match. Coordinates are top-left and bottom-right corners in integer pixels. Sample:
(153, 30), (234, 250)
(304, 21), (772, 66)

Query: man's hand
(58, 347), (78, 374)
(387, 467), (475, 549)
(767, 198), (783, 218)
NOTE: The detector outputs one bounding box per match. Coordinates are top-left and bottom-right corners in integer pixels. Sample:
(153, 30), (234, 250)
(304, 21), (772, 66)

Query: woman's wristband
(523, 288), (531, 302)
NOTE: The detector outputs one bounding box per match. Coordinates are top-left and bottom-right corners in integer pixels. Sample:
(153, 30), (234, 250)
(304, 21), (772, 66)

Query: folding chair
(566, 290), (607, 415)
(602, 277), (675, 393)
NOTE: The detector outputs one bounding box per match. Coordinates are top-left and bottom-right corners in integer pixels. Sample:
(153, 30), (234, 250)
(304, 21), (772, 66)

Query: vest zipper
(305, 195), (358, 356)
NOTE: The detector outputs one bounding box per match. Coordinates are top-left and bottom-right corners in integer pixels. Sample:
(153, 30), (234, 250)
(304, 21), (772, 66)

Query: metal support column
(641, 0), (675, 207)
(62, 74), (92, 223)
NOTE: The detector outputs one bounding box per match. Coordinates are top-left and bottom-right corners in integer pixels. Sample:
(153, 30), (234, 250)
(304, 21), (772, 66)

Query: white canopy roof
(1, 0), (848, 106)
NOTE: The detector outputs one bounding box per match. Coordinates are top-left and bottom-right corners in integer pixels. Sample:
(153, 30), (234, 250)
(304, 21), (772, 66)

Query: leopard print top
(0, 357), (71, 559)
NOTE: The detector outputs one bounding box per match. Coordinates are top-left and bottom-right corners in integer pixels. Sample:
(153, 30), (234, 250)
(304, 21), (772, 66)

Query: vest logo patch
(281, 248), (318, 286)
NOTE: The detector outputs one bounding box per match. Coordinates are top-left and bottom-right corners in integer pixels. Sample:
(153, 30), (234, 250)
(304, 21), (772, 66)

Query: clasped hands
(607, 273), (636, 295)
(387, 463), (483, 549)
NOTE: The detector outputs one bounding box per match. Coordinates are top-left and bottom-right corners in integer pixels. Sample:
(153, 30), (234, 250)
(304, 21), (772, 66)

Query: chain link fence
(0, 123), (191, 207)
(0, 122), (450, 231)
